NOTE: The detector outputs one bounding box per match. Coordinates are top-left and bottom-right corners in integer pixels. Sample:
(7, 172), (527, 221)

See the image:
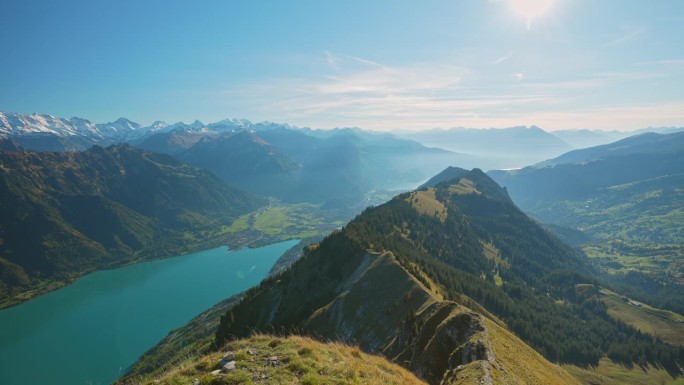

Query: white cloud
(215, 52), (683, 131)
(520, 101), (684, 131)
(494, 52), (513, 64)
(324, 51), (340, 71)
(635, 59), (684, 69)
(601, 26), (647, 47)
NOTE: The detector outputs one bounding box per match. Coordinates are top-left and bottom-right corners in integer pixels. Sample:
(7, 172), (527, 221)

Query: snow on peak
(0, 112), (294, 142)
(147, 121), (169, 132)
(0, 112), (100, 137)
(95, 117), (144, 139)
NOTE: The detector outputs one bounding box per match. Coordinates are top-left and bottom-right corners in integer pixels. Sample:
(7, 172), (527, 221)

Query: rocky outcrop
(385, 301), (495, 385)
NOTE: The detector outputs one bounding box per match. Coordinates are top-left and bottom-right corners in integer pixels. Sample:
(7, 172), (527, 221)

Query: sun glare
(508, 0), (553, 29)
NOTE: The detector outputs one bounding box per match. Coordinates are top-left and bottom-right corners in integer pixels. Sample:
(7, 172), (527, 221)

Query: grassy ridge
(132, 335), (427, 385)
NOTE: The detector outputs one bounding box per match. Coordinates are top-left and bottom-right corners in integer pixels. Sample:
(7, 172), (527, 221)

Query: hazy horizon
(1, 0), (683, 131)
(4, 110), (683, 134)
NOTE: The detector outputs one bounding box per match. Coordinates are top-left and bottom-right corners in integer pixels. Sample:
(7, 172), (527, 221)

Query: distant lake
(0, 239), (298, 385)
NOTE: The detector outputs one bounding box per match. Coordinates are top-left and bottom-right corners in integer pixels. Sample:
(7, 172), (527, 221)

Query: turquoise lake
(0, 239), (299, 385)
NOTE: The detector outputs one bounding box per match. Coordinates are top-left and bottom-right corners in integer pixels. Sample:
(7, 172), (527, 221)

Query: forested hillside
(0, 144), (264, 307)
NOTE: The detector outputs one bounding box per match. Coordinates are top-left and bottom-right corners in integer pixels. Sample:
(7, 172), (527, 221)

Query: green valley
(489, 131), (684, 314)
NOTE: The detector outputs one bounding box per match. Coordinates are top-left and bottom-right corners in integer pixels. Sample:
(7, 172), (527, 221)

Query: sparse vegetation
(406, 188), (447, 221)
(131, 335), (427, 385)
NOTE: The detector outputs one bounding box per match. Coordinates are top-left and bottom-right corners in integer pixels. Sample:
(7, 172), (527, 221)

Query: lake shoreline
(0, 239), (299, 385)
(0, 232), (302, 310)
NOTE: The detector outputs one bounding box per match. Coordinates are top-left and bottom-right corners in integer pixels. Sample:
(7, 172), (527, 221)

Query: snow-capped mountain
(95, 118), (142, 140)
(0, 112), (181, 144)
(0, 112), (102, 138)
(147, 121), (170, 132)
(207, 118), (253, 132)
(0, 111), (296, 151)
(0, 112), (147, 139)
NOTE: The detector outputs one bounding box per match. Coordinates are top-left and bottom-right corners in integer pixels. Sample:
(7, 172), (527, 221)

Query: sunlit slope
(213, 170), (616, 384)
(217, 248), (579, 385)
(135, 335), (429, 385)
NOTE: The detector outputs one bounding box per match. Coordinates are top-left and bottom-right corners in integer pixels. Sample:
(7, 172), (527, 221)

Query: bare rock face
(385, 301), (494, 385)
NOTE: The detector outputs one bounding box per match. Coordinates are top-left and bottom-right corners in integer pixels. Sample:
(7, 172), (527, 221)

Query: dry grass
(483, 318), (582, 385)
(448, 178), (481, 196)
(406, 188), (447, 221)
(480, 241), (510, 270)
(600, 290), (684, 347)
(564, 358), (684, 385)
(138, 334), (427, 385)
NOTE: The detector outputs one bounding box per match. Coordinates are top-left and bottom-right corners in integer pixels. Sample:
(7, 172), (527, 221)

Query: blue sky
(1, 0), (682, 131)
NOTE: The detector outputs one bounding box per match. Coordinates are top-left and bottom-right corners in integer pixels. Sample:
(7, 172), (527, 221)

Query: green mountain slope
(178, 130), (302, 197)
(0, 144), (264, 307)
(208, 170), (681, 384)
(540, 131), (684, 167)
(488, 131), (684, 313)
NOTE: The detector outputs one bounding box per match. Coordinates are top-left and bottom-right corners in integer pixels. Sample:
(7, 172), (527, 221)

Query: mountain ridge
(116, 168), (682, 385)
(208, 169), (681, 383)
(0, 144), (264, 307)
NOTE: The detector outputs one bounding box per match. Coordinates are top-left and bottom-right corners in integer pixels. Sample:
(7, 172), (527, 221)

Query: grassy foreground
(132, 335), (427, 385)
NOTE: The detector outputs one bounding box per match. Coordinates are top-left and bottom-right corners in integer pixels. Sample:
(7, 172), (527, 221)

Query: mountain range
(1, 112), (461, 203)
(552, 127), (684, 149)
(0, 112), (162, 150)
(136, 124), (459, 203)
(0, 112), (262, 151)
(0, 144), (264, 307)
(399, 126), (573, 170)
(399, 125), (684, 170)
(488, 131), (684, 239)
